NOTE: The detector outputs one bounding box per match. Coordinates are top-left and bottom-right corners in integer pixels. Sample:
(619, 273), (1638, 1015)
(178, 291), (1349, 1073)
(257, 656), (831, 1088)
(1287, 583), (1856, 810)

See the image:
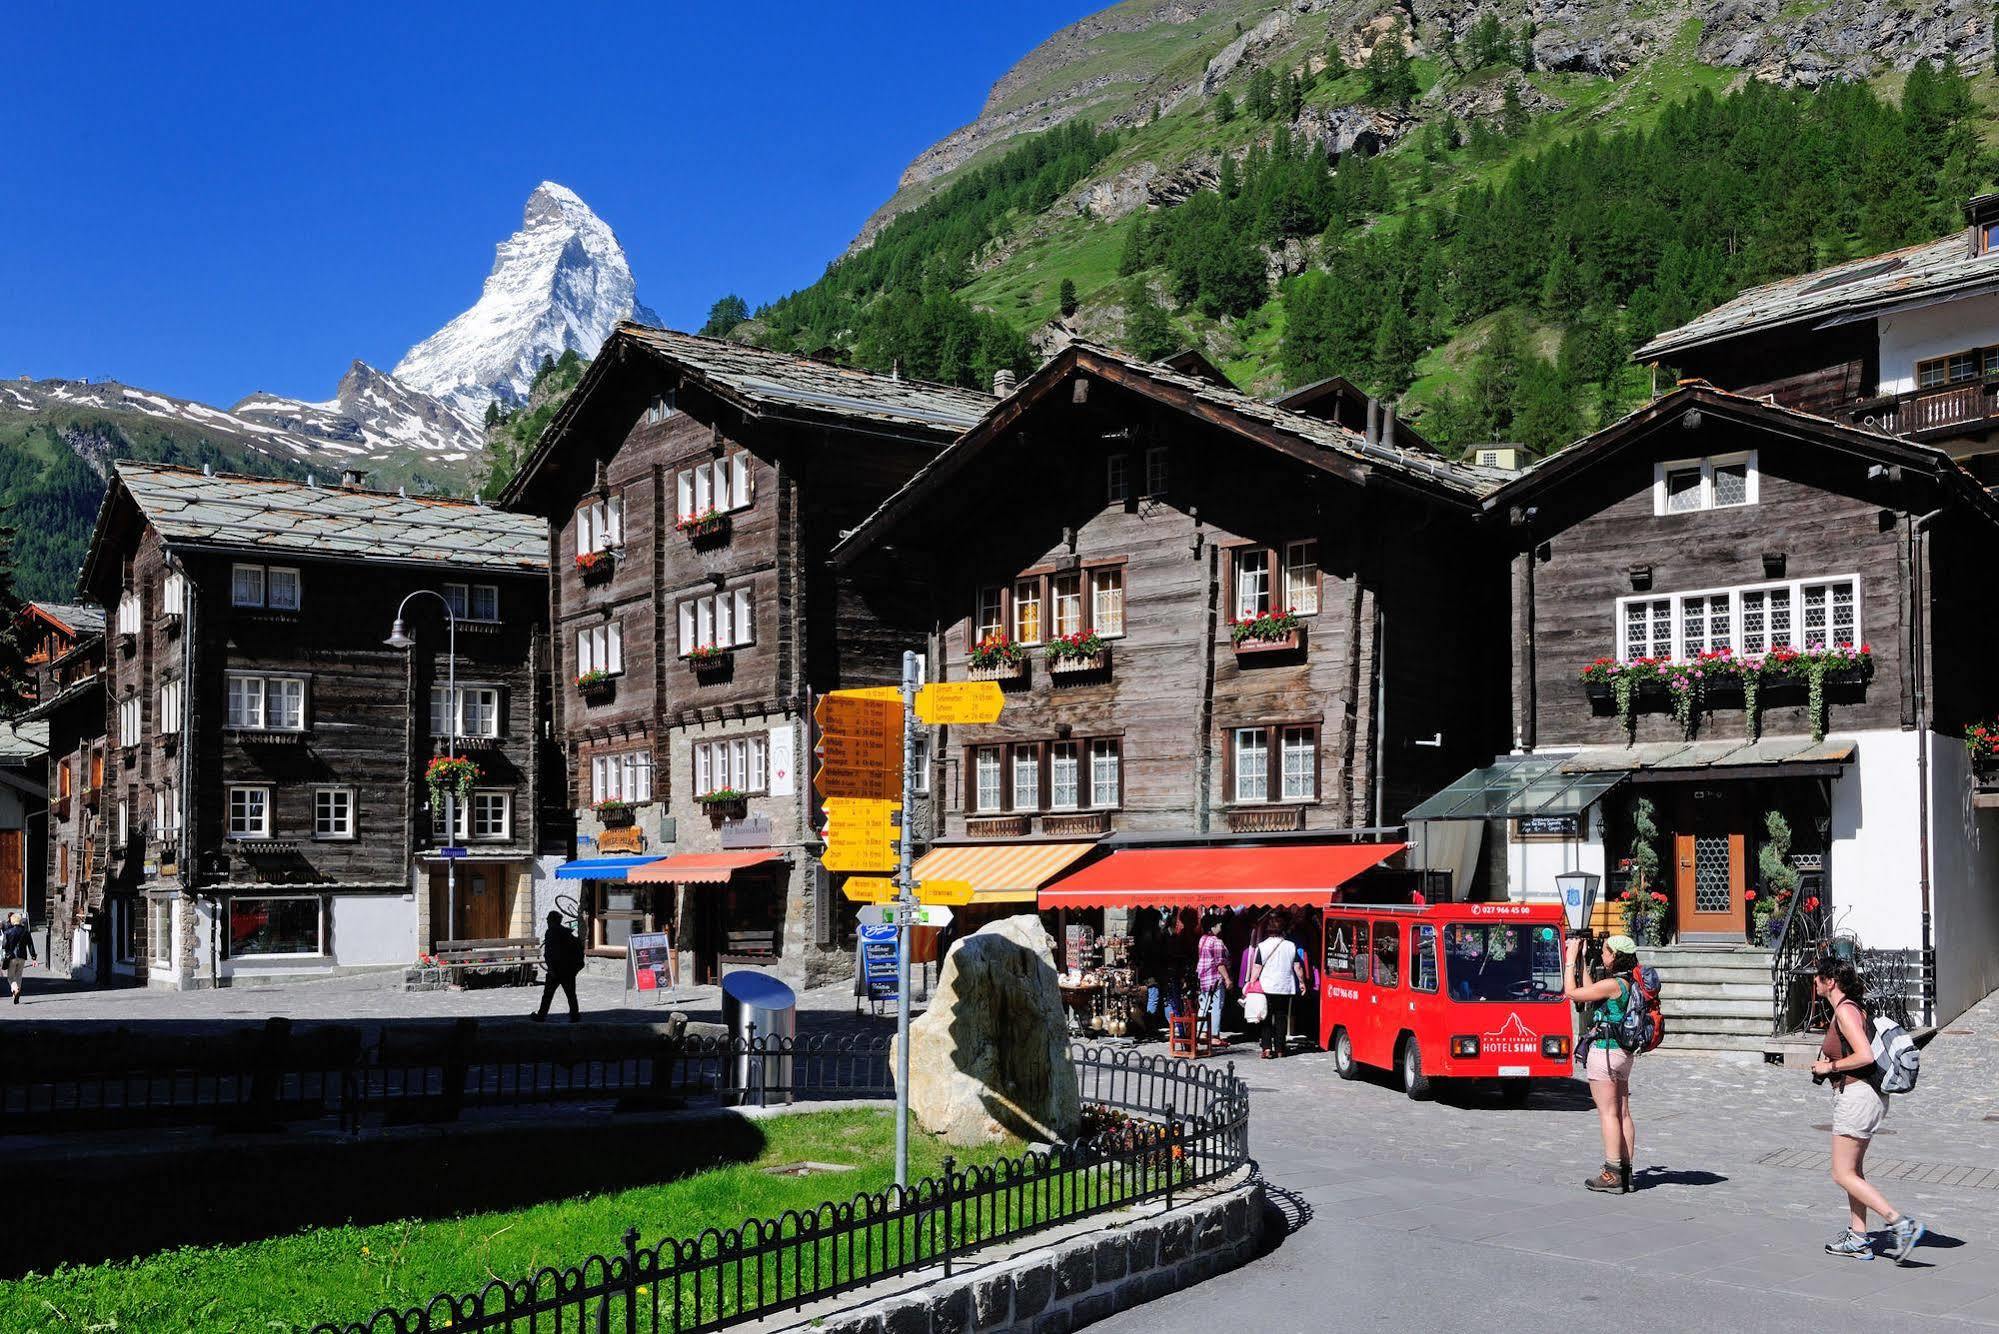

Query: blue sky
(1, 1), (1096, 406)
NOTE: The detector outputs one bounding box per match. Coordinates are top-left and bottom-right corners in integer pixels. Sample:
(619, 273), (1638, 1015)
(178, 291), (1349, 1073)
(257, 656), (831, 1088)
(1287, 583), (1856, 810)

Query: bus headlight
(1450, 1036), (1480, 1058)
(1542, 1036), (1571, 1059)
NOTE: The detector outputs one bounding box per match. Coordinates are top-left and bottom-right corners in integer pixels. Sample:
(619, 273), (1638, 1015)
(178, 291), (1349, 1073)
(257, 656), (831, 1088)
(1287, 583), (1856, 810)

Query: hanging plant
(425, 756), (481, 813)
(1743, 661), (1763, 741)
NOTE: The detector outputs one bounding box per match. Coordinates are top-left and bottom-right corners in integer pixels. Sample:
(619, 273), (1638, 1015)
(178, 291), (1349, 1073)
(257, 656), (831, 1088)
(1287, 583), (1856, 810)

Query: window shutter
(608, 622), (623, 674)
(676, 470), (693, 519)
(732, 453), (752, 507)
(697, 599), (714, 649)
(694, 465), (711, 513)
(734, 587), (754, 645)
(678, 602), (694, 656)
(715, 592), (734, 647)
(608, 495), (623, 543)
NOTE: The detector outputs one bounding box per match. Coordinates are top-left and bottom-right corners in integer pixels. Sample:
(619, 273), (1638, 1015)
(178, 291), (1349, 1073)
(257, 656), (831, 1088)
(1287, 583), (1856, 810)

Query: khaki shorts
(1585, 1044), (1633, 1084)
(4, 958), (24, 985)
(1832, 1080), (1888, 1140)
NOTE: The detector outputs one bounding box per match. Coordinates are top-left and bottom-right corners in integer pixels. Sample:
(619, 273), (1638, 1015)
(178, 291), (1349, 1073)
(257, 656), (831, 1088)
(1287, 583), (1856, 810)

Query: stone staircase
(1645, 944), (1776, 1058)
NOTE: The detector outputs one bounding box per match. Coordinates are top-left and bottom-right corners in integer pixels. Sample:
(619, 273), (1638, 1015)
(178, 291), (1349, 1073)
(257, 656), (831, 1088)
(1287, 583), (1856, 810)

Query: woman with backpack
(1562, 932), (1640, 1194)
(1813, 958), (1925, 1263)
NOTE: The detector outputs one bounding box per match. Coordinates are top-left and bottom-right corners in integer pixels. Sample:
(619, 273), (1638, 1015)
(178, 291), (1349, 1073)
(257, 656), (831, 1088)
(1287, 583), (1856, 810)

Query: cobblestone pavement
(1101, 993), (1999, 1332)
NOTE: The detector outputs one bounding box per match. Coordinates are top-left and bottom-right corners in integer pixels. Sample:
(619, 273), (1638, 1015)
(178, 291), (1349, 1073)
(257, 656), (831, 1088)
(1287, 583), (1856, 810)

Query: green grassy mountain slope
(756, 1), (1998, 457)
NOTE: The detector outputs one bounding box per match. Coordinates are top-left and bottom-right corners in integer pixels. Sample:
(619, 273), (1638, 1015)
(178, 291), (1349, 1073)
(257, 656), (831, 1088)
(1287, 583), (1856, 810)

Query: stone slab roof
(0, 719), (49, 765)
(29, 602), (104, 636)
(112, 462), (547, 573)
(1636, 229), (1999, 362)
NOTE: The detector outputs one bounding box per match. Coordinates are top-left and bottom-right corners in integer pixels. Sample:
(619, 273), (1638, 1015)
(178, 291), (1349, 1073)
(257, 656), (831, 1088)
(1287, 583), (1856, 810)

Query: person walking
(1813, 957), (1925, 1262)
(2, 912), (36, 1005)
(1195, 915), (1233, 1046)
(1563, 933), (1640, 1193)
(1248, 912), (1307, 1059)
(531, 909), (584, 1023)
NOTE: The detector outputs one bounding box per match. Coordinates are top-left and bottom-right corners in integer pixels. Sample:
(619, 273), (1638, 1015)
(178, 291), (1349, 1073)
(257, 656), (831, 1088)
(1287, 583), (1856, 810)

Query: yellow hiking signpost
(840, 876), (900, 903)
(914, 680), (1004, 725)
(821, 797), (899, 872)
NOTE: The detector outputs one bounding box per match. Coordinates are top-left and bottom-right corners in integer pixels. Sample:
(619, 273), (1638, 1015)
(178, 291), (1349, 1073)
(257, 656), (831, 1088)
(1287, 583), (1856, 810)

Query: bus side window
(1324, 920), (1358, 979)
(1410, 924), (1438, 993)
(1372, 921), (1399, 989)
(1350, 921), (1369, 983)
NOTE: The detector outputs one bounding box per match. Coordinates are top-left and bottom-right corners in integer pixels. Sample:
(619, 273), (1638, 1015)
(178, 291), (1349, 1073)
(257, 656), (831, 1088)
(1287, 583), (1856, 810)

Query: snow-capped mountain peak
(391, 181), (659, 419)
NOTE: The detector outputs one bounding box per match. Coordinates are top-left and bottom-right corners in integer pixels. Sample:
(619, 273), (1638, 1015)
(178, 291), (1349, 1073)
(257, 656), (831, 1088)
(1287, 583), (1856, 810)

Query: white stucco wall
(1926, 741), (1999, 1024)
(331, 893), (416, 966)
(1829, 729), (1927, 953)
(1876, 291), (1999, 395)
(1505, 804), (1608, 905)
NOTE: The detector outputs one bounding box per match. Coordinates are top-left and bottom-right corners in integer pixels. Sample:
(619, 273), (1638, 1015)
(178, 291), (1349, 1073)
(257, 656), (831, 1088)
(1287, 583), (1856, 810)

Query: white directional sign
(862, 903), (954, 929)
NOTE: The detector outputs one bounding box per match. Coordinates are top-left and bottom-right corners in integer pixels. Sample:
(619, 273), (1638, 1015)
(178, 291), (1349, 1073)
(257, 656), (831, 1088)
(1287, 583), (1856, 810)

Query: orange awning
(1038, 842), (1404, 910)
(628, 850), (783, 885)
(911, 842), (1098, 904)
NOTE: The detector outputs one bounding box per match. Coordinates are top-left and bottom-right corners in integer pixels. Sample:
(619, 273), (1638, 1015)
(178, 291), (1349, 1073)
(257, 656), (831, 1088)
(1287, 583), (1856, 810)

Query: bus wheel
(1333, 1027), (1359, 1080)
(1399, 1036), (1432, 1101)
(1499, 1078), (1531, 1106)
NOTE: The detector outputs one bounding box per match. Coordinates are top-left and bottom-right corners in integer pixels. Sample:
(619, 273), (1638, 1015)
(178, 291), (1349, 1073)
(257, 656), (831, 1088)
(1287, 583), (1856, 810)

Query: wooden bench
(436, 937), (540, 986)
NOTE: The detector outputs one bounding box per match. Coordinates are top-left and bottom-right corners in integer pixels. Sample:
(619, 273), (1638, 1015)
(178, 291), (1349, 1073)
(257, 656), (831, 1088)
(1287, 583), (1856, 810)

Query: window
(157, 679), (183, 734)
(430, 685), (501, 738)
(443, 582), (500, 622)
(1477, 449), (1501, 467)
(1444, 923), (1565, 1001)
(1372, 921), (1400, 989)
(1050, 742), (1079, 809)
(154, 786), (180, 838)
(1232, 728), (1269, 804)
(314, 787), (355, 840)
(1091, 568), (1125, 637)
(267, 567), (301, 610)
(228, 896), (322, 957)
(1325, 918), (1366, 981)
(471, 791), (511, 840)
(1052, 573), (1084, 639)
(1915, 347), (1999, 387)
(1106, 453), (1129, 504)
(1615, 575), (1860, 661)
(1410, 923), (1439, 993)
(577, 622), (624, 675)
(1283, 541), (1320, 616)
(591, 750), (655, 804)
(1233, 552), (1270, 620)
(1012, 579), (1042, 645)
(1232, 725), (1317, 804)
(692, 736), (768, 796)
(1012, 745), (1039, 811)
(973, 746), (1002, 812)
(673, 453), (753, 522)
(149, 897), (173, 968)
(976, 587), (1004, 641)
(226, 675), (306, 731)
(117, 695), (142, 744)
(116, 590), (141, 635)
(161, 571), (186, 616)
(231, 563), (264, 608)
(1233, 544), (1317, 621)
(1089, 739), (1121, 807)
(228, 786), (271, 838)
(913, 734), (932, 795)
(576, 495), (624, 555)
(677, 588), (754, 655)
(230, 564), (299, 609)
(646, 391), (677, 424)
(1144, 446), (1168, 498)
(57, 757), (72, 799)
(116, 799), (130, 848)
(1651, 453), (1758, 515)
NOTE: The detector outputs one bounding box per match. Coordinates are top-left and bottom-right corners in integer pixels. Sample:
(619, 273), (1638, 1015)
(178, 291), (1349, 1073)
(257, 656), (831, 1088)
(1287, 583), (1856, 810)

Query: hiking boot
(1584, 1163), (1623, 1194)
(1887, 1216), (1926, 1263)
(1824, 1229), (1875, 1261)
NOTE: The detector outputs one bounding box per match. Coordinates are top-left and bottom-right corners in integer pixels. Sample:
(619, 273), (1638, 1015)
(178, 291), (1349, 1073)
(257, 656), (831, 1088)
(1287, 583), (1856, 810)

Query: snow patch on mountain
(231, 360), (486, 463)
(392, 181), (659, 419)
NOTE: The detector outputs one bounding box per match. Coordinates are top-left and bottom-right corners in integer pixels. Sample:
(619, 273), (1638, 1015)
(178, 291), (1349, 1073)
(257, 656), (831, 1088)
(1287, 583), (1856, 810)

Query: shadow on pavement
(1254, 1175), (1314, 1251)
(1631, 1167), (1729, 1190)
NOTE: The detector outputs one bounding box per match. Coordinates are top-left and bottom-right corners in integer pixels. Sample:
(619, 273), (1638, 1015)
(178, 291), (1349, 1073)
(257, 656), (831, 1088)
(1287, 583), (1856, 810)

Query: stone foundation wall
(819, 1181), (1266, 1334)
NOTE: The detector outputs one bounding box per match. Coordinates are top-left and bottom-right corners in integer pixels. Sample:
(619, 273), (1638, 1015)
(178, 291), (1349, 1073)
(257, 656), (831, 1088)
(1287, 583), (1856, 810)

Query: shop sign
(857, 923), (900, 1001)
(1517, 814), (1579, 838)
(597, 826), (647, 856)
(628, 930), (674, 995)
(720, 816), (773, 849)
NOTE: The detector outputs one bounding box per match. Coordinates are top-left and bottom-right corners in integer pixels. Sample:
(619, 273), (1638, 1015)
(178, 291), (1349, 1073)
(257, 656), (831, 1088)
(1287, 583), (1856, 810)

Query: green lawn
(3, 1110), (1046, 1334)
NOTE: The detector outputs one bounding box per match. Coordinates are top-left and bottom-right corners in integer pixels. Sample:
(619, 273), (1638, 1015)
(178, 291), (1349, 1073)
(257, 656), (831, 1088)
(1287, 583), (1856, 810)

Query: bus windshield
(1443, 923), (1564, 1002)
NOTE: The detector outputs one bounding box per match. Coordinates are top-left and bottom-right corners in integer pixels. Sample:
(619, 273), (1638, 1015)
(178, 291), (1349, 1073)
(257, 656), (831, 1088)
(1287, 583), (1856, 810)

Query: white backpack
(1870, 1015), (1921, 1094)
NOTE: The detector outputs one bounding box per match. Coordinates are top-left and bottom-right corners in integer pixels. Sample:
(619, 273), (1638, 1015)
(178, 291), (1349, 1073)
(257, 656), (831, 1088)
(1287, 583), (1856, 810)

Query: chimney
(993, 368), (1017, 397)
(1364, 396), (1381, 447)
(340, 468), (369, 490)
(1382, 400), (1398, 450)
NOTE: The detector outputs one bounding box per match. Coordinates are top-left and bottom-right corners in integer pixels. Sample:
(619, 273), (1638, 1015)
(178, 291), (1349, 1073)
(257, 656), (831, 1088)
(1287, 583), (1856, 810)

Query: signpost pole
(893, 649), (918, 1191)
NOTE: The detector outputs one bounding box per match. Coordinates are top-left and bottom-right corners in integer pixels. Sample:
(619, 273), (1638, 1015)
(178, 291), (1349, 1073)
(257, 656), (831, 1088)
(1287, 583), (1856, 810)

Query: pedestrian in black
(3, 912), (36, 1005)
(531, 909), (583, 1023)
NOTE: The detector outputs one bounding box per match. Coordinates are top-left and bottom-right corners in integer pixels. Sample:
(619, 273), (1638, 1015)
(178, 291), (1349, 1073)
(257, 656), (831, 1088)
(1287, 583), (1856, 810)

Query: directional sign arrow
(915, 681), (1005, 726)
(841, 876), (900, 903)
(862, 904), (954, 928)
(914, 878), (975, 906)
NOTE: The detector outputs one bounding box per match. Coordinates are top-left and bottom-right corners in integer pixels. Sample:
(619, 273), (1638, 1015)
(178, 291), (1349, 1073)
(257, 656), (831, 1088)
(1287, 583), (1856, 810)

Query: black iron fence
(309, 1047), (1252, 1334)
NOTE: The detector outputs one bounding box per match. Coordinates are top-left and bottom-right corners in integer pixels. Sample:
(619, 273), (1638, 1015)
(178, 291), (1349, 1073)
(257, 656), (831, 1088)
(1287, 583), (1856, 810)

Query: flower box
(968, 657), (1029, 684)
(675, 510), (730, 543)
(577, 671), (616, 702)
(1047, 638), (1110, 676)
(1233, 628), (1302, 658)
(687, 648), (732, 676)
(593, 800), (636, 827)
(698, 789), (748, 822)
(575, 551), (616, 584)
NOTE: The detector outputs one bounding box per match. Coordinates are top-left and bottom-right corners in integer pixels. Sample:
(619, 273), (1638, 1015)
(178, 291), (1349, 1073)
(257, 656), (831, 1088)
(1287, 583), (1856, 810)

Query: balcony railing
(1842, 374), (1999, 440)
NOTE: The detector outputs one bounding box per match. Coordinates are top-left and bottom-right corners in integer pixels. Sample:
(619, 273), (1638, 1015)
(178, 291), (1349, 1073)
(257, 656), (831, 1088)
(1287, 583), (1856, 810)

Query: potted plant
(1967, 718), (1999, 781)
(1230, 608), (1302, 656)
(1753, 810), (1802, 945)
(593, 798), (636, 827)
(1620, 795), (1666, 944)
(674, 507), (728, 540)
(575, 549), (615, 583)
(968, 631), (1028, 682)
(697, 786), (748, 820)
(1617, 885), (1670, 947)
(576, 668), (615, 700)
(425, 756), (481, 824)
(1045, 629), (1107, 674)
(687, 643), (731, 673)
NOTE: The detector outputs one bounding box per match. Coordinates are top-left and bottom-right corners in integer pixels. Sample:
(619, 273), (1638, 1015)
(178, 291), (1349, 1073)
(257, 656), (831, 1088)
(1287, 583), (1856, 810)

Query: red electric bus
(1319, 901), (1574, 1101)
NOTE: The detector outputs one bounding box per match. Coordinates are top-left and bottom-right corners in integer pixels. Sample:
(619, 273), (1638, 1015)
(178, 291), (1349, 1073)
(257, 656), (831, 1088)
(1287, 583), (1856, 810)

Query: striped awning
(910, 843), (1099, 904)
(628, 850), (783, 885)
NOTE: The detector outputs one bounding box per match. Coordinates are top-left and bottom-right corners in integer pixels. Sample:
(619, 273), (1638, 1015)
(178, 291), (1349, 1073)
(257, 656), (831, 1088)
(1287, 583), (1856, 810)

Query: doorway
(1673, 790), (1746, 940)
(429, 865), (511, 944)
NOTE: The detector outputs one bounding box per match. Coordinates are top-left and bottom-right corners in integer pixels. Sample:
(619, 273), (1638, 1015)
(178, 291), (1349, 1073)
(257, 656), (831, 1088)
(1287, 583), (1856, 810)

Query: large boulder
(898, 914), (1081, 1147)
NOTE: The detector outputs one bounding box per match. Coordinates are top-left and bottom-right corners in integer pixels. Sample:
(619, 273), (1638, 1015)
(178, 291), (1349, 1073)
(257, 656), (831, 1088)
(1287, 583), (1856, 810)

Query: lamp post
(1555, 868), (1601, 984)
(386, 591), (458, 949)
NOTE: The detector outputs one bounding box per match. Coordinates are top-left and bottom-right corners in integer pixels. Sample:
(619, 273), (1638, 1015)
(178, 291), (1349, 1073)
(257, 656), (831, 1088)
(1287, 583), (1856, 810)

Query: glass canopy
(1404, 754), (1627, 822)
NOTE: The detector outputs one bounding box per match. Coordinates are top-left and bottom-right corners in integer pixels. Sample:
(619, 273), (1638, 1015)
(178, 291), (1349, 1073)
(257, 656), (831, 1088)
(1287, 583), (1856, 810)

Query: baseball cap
(1604, 934), (1637, 955)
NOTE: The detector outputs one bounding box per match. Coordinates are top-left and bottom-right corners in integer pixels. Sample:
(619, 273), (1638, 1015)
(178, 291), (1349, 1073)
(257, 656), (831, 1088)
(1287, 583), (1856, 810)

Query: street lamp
(386, 590), (458, 948)
(1554, 869), (1600, 936)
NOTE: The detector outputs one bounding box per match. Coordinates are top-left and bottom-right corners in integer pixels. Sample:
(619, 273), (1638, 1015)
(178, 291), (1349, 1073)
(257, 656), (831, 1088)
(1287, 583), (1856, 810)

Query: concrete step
(1651, 964), (1773, 983)
(1655, 1030), (1773, 1052)
(1649, 949), (1772, 966)
(1661, 1014), (1772, 1036)
(1663, 995), (1773, 1019)
(1652, 972), (1772, 992)
(1650, 946), (1771, 960)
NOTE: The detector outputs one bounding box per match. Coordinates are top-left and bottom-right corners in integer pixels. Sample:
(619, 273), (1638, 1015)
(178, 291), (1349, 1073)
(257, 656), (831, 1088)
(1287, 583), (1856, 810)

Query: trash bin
(722, 969), (796, 1106)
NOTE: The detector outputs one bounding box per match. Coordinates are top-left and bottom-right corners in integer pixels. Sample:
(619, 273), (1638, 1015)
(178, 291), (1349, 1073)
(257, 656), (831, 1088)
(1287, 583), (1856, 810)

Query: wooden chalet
(19, 602), (104, 970)
(500, 324), (991, 988)
(833, 342), (1506, 938)
(76, 462), (550, 987)
(19, 601), (103, 703)
(1403, 385), (1999, 1035)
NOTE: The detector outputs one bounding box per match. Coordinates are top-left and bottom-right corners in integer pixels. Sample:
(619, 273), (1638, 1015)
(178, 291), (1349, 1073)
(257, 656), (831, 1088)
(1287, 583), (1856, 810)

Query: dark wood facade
(28, 623), (106, 974)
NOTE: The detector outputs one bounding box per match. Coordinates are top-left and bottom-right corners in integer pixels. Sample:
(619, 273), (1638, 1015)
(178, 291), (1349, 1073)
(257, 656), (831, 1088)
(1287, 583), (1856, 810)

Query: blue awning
(555, 856), (665, 881)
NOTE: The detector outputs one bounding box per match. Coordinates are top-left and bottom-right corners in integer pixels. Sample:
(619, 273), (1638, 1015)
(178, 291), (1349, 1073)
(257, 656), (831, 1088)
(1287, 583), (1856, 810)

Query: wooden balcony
(1042, 809), (1111, 837)
(966, 815), (1032, 839)
(1842, 375), (1999, 441)
(1225, 804), (1306, 833)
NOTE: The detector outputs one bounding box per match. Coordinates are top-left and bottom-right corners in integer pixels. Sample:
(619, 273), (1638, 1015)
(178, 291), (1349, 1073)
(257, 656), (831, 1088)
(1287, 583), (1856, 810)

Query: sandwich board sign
(627, 930), (675, 1001)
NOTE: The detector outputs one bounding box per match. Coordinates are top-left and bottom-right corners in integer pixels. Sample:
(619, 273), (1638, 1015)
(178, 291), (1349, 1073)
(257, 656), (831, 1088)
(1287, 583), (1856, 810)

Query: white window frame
(470, 790), (512, 841)
(313, 787), (356, 841)
(117, 695), (142, 745)
(1012, 746), (1039, 812)
(678, 589), (754, 654)
(576, 495), (624, 555)
(1232, 728), (1269, 804)
(227, 786), (272, 839)
(442, 582), (500, 623)
(1614, 573), (1861, 661)
(973, 746), (1003, 813)
(430, 685), (501, 739)
(161, 571), (186, 616)
(157, 678), (183, 734)
(647, 391), (677, 424)
(1652, 452), (1759, 516)
(231, 563), (265, 608)
(577, 622), (625, 676)
(1090, 568), (1125, 638)
(1050, 742), (1079, 811)
(148, 896), (174, 968)
(153, 786), (181, 838)
(591, 750), (654, 804)
(1283, 541), (1320, 616)
(116, 590), (142, 635)
(116, 798), (130, 848)
(230, 563), (300, 610)
(226, 673), (307, 731)
(1280, 726), (1317, 801)
(691, 736), (767, 796)
(1090, 739), (1122, 808)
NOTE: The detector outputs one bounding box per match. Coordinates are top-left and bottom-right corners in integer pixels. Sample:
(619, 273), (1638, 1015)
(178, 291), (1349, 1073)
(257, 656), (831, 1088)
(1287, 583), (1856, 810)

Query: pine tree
(1123, 279), (1179, 362)
(1511, 354), (1580, 452)
(1215, 90), (1236, 124)
(1218, 151), (1239, 201)
(0, 521), (32, 715)
(1246, 67), (1276, 120)
(1468, 309), (1528, 439)
(1324, 35), (1347, 77)
(1117, 217), (1149, 277)
(1285, 72), (1304, 122)
(1467, 13), (1508, 68)
(698, 294), (749, 338)
(1363, 35), (1419, 108)
(1059, 277), (1078, 317)
(1371, 300), (1421, 396)
(1501, 82), (1528, 138)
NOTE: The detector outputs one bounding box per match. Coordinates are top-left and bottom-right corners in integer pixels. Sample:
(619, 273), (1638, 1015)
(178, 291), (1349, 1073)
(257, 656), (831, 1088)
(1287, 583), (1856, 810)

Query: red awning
(1037, 842), (1405, 910)
(627, 850), (783, 885)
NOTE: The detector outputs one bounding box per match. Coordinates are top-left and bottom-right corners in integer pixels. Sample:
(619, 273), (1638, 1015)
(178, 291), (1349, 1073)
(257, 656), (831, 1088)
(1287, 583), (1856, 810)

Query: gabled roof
(24, 602), (104, 636)
(1269, 374), (1436, 454)
(81, 462), (547, 595)
(835, 342), (1494, 564)
(1635, 228), (1996, 362)
(501, 324), (993, 510)
(0, 719), (49, 766)
(1482, 383), (1999, 524)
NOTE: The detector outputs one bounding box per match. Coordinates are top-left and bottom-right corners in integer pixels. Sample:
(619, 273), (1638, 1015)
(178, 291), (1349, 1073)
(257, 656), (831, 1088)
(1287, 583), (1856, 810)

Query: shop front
(553, 854), (665, 958)
(628, 850), (788, 985)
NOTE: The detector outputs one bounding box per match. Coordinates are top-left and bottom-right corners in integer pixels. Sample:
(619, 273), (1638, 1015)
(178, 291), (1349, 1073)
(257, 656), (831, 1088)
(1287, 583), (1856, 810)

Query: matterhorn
(393, 181), (660, 418)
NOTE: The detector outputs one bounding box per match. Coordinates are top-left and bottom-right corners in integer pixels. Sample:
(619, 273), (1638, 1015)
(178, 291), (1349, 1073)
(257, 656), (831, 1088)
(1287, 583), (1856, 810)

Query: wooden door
(0, 830), (21, 910)
(462, 869), (507, 940)
(1674, 794), (1746, 938)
